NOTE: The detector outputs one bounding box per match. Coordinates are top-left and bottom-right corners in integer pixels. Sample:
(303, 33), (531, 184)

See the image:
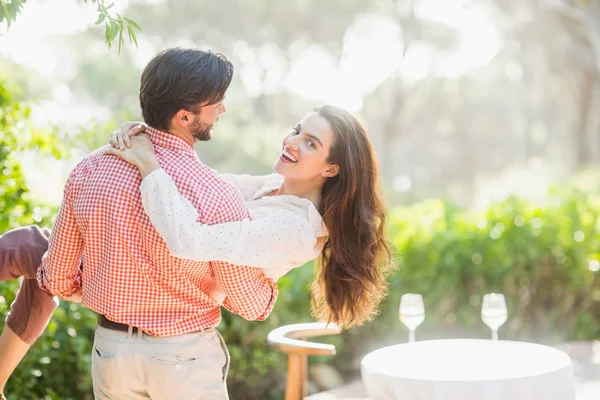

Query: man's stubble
(190, 118), (213, 142)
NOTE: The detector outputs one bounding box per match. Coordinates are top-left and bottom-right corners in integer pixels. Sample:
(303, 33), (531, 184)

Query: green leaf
(108, 20), (119, 41)
(117, 31), (125, 54)
(0, 0), (26, 27)
(94, 12), (105, 25)
(124, 17), (141, 31)
(0, 4), (8, 25)
(127, 26), (139, 48)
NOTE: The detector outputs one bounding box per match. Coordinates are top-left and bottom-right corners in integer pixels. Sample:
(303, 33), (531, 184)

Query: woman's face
(273, 112), (339, 181)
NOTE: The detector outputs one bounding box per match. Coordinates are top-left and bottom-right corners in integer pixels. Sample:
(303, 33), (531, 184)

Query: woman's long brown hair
(312, 105), (393, 329)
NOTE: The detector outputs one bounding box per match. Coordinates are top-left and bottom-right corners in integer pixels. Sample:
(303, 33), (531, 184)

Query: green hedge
(3, 177), (599, 398)
(382, 186), (600, 343)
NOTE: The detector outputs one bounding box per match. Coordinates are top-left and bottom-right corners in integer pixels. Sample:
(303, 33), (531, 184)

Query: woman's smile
(280, 147), (298, 164)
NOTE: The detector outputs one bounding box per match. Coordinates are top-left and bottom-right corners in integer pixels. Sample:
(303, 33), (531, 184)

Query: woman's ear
(322, 164), (340, 178)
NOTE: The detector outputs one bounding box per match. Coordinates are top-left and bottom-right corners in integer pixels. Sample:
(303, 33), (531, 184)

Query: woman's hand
(109, 121), (148, 150)
(104, 134), (160, 178)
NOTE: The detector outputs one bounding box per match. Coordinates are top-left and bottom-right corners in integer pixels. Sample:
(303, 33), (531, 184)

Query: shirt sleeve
(220, 173), (278, 200)
(37, 168), (83, 297)
(140, 169), (319, 269)
(213, 259), (279, 321)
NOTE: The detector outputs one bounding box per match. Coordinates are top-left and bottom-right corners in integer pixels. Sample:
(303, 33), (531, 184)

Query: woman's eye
(292, 128), (300, 135)
(307, 140), (316, 149)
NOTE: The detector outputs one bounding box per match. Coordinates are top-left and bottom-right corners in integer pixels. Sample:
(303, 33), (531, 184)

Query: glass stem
(492, 329), (498, 341)
(409, 329), (415, 343)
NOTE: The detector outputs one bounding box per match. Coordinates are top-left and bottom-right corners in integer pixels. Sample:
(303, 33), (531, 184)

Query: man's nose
(219, 102), (227, 114)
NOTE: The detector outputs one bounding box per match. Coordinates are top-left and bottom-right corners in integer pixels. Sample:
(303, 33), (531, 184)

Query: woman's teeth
(282, 148), (298, 163)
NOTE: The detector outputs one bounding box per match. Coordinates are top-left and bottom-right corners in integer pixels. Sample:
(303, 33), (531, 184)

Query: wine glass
(481, 293), (507, 340)
(399, 293), (425, 343)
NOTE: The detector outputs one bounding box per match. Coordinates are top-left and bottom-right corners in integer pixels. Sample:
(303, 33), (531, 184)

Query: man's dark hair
(139, 47), (234, 131)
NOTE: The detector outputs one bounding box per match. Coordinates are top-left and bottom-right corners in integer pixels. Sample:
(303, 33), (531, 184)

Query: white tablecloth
(361, 339), (576, 400)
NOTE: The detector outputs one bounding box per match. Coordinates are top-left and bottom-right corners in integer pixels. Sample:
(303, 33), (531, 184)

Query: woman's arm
(220, 173), (279, 200)
(140, 169), (322, 270)
(107, 123), (278, 201)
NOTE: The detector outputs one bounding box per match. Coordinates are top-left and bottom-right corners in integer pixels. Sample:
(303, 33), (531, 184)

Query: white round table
(361, 339), (576, 400)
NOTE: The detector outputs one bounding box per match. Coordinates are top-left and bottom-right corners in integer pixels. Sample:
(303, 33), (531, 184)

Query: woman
(0, 105), (392, 397)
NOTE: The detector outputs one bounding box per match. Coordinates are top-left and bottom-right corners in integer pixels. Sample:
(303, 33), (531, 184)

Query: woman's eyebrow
(296, 123), (322, 146)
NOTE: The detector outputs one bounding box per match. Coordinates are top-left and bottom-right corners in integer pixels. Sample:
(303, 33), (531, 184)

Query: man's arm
(213, 261), (279, 320)
(37, 170), (84, 297)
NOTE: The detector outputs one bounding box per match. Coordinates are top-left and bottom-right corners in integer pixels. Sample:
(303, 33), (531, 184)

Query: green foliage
(1, 0), (140, 53)
(0, 77), (67, 231)
(70, 57), (141, 115)
(0, 57), (53, 102)
(0, 0), (25, 28)
(0, 76), (97, 399)
(1, 297), (97, 400)
(71, 110), (139, 153)
(362, 185), (600, 350)
(83, 0), (141, 53)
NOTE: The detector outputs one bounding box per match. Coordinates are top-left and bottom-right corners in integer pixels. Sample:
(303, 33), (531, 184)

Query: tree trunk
(573, 70), (597, 169)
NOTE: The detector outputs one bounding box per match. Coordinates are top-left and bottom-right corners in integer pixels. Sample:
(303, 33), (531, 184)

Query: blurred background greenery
(1, 0), (600, 398)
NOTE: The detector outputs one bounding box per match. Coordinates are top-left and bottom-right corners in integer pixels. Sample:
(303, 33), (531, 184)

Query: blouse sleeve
(140, 169), (320, 270)
(220, 173), (278, 200)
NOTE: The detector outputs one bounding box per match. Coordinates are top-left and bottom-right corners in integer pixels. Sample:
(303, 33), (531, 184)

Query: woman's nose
(285, 136), (299, 149)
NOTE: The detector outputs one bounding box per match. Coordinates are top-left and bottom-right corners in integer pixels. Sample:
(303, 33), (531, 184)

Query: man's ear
(173, 109), (193, 127)
(322, 164), (340, 178)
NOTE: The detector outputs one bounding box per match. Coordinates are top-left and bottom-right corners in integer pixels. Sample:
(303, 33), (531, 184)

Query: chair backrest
(267, 322), (342, 400)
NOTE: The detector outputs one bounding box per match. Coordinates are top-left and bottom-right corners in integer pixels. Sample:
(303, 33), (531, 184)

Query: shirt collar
(145, 126), (195, 152)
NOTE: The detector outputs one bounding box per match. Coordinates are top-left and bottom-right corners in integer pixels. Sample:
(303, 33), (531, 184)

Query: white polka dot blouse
(140, 169), (328, 281)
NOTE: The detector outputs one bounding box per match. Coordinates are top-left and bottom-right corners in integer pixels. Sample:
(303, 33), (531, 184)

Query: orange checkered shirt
(38, 127), (278, 336)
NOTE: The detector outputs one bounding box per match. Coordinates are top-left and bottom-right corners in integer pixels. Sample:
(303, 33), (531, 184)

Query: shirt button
(175, 364), (181, 370)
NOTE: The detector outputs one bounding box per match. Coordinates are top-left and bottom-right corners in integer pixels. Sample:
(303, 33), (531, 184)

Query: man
(37, 48), (279, 400)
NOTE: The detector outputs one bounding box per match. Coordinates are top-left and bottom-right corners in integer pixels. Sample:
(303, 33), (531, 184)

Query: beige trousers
(91, 325), (230, 400)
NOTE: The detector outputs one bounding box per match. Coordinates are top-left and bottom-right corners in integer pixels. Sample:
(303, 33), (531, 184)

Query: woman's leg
(0, 327), (31, 396)
(0, 225), (57, 394)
